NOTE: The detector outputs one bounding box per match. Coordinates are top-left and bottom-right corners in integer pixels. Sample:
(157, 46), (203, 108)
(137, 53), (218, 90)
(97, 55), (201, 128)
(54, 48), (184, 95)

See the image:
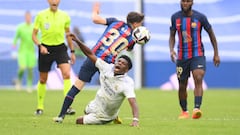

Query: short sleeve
(95, 58), (113, 73)
(13, 24), (21, 44)
(123, 77), (135, 98)
(201, 14), (212, 31)
(33, 13), (40, 29)
(65, 13), (71, 28)
(106, 17), (118, 25)
(170, 14), (176, 31)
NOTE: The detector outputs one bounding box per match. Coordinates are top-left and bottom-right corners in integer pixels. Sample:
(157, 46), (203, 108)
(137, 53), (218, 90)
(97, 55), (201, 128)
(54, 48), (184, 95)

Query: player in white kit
(68, 33), (139, 127)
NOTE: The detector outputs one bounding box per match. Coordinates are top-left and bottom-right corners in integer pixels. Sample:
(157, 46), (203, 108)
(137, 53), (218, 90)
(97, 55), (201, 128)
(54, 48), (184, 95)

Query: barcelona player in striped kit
(169, 0), (220, 119)
(54, 2), (144, 123)
(92, 19), (136, 64)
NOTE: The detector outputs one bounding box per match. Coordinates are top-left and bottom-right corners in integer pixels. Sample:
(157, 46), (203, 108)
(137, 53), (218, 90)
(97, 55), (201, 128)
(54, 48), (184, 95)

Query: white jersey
(84, 58), (135, 124)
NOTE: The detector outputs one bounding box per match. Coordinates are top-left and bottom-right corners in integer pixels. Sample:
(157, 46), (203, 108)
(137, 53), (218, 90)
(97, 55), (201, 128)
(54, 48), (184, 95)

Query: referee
(32, 0), (76, 115)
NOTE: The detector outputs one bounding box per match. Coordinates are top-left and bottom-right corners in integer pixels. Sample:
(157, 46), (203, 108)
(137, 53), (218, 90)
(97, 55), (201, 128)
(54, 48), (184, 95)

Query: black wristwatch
(70, 50), (75, 53)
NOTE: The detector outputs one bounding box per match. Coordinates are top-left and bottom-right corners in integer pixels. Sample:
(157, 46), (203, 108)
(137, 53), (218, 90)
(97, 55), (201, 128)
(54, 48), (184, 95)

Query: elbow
(92, 14), (98, 23)
(92, 17), (100, 24)
(92, 19), (99, 24)
(92, 14), (103, 24)
(32, 34), (35, 42)
(32, 30), (37, 42)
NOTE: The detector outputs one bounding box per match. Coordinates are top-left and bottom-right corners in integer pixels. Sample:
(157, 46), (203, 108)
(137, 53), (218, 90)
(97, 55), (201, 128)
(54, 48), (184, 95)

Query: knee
(62, 72), (71, 79)
(39, 76), (47, 83)
(194, 75), (203, 84)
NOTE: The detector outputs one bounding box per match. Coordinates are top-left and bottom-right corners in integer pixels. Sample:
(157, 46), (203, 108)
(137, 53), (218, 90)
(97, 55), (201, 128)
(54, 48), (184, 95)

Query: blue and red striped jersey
(170, 10), (212, 60)
(92, 18), (135, 63)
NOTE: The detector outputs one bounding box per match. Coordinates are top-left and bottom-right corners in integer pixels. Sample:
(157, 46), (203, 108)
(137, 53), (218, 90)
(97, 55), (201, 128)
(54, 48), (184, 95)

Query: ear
(132, 22), (138, 29)
(124, 66), (129, 73)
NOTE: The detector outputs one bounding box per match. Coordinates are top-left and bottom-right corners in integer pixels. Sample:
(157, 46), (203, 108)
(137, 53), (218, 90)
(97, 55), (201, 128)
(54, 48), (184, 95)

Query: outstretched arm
(92, 2), (107, 25)
(128, 98), (139, 127)
(68, 33), (97, 64)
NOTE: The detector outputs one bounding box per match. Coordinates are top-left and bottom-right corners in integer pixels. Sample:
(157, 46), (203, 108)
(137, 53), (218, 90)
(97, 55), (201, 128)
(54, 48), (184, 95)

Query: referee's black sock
(58, 85), (80, 117)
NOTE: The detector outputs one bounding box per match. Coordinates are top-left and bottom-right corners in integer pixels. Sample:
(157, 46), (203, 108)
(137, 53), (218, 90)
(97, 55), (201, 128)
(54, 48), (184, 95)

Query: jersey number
(101, 28), (129, 55)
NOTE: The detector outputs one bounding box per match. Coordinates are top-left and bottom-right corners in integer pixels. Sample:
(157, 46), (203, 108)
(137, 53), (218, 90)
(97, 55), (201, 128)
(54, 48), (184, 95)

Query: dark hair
(119, 55), (132, 70)
(127, 11), (144, 24)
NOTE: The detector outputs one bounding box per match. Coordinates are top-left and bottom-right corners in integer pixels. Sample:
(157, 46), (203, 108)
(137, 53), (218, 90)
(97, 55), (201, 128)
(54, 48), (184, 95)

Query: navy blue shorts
(78, 58), (99, 82)
(38, 43), (70, 72)
(176, 56), (206, 81)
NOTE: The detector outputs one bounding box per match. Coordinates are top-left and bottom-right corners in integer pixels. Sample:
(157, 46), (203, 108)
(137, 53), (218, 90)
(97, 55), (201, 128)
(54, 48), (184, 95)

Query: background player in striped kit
(53, 2), (144, 123)
(169, 0), (220, 119)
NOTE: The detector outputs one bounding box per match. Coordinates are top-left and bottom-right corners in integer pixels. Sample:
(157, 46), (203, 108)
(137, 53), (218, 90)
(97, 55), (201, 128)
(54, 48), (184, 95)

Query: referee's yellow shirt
(33, 8), (70, 46)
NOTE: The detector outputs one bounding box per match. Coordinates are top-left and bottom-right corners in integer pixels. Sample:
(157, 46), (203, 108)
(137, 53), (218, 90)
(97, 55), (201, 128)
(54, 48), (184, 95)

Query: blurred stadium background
(0, 0), (240, 89)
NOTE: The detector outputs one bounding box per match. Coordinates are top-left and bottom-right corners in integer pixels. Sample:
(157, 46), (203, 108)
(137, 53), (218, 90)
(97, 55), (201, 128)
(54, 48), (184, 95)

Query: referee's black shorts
(38, 43), (70, 72)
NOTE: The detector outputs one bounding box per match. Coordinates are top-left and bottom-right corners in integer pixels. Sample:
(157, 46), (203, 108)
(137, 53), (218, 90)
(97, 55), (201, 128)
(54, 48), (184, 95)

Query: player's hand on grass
(130, 120), (139, 127)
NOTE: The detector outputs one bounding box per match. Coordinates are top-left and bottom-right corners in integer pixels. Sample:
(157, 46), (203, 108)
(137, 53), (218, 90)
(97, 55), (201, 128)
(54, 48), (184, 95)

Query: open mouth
(115, 65), (120, 70)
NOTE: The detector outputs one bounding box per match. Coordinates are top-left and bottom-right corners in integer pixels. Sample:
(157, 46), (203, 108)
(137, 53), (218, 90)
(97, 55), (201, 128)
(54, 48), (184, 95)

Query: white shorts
(83, 101), (114, 125)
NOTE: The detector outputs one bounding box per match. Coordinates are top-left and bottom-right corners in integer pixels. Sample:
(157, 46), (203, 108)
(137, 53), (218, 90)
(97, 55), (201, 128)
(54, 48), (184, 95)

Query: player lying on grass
(54, 33), (139, 127)
(53, 2), (144, 122)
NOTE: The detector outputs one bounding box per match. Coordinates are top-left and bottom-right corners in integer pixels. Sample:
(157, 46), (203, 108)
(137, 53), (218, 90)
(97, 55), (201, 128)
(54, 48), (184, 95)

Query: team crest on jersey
(44, 23), (50, 30)
(191, 22), (197, 28)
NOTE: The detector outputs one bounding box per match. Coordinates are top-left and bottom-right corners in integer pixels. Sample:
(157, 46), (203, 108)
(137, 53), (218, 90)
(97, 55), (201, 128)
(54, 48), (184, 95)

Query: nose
(117, 61), (122, 66)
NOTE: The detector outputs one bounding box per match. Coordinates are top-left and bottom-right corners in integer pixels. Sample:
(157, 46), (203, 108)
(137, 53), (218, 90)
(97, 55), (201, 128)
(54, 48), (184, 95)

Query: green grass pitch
(0, 88), (239, 135)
